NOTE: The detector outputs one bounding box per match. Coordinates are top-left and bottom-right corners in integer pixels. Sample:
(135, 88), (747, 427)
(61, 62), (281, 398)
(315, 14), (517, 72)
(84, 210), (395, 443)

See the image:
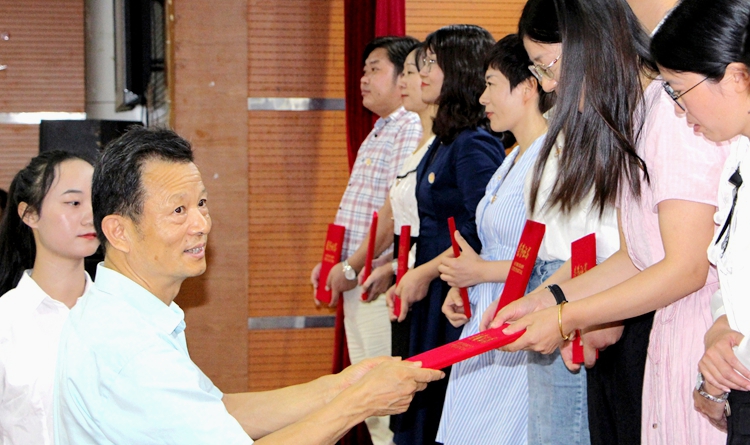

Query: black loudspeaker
(38, 119), (142, 279)
(39, 119), (142, 159)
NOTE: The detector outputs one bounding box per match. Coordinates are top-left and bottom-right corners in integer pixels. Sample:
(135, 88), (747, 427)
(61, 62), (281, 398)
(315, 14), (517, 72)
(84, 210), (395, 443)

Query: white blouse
(709, 136), (750, 368)
(0, 270), (91, 445)
(525, 134), (620, 263)
(391, 135), (435, 234)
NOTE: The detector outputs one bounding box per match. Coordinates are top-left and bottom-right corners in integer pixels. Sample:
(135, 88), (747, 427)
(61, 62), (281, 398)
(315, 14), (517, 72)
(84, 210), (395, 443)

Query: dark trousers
(587, 312), (654, 445)
(728, 390), (750, 444)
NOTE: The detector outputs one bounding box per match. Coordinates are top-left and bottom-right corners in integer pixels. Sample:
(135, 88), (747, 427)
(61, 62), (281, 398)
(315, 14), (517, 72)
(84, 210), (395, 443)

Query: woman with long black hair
(489, 0), (731, 443)
(0, 150), (98, 444)
(387, 24), (505, 445)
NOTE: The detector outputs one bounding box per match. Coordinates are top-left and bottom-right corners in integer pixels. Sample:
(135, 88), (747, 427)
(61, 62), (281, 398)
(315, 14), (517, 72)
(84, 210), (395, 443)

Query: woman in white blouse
(0, 150), (98, 445)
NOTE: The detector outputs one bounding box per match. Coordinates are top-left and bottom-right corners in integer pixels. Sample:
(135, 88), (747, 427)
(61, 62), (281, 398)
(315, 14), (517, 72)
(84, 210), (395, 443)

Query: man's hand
(311, 263), (322, 307)
(325, 262), (358, 307)
(442, 287), (469, 328)
(560, 324), (623, 371)
(693, 383), (728, 432)
(343, 358), (444, 417)
(699, 315), (750, 393)
(360, 263), (394, 303)
(390, 266), (432, 322)
(438, 231), (484, 288)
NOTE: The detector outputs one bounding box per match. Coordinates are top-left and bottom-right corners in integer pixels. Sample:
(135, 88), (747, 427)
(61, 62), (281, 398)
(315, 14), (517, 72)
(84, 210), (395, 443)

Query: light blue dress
(436, 135), (545, 445)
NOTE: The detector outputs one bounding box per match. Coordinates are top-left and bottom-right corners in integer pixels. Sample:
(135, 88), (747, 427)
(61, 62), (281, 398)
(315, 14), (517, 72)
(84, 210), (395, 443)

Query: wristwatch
(695, 372), (729, 403)
(342, 260), (357, 281)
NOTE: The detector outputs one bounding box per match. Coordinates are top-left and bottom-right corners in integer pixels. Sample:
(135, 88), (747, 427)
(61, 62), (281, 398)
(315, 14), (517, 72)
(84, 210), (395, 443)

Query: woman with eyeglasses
(651, 0), (750, 442)
(434, 33), (554, 445)
(385, 24), (505, 445)
(486, 0), (730, 443)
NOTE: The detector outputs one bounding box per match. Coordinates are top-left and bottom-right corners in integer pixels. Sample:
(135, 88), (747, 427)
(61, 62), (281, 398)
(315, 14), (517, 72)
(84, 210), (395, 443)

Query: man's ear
(101, 215), (131, 254)
(18, 202), (39, 229)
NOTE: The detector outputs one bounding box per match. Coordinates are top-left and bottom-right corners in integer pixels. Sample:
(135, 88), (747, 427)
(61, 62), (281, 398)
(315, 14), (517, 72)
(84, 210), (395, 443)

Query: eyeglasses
(662, 76), (708, 111)
(421, 57), (437, 74)
(528, 53), (561, 82)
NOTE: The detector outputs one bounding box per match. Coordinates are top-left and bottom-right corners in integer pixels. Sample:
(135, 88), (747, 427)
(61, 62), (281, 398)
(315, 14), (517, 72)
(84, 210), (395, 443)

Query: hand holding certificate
(315, 224), (346, 305)
(407, 324), (526, 370)
(360, 211), (379, 301)
(393, 225), (411, 318)
(571, 234), (598, 365)
(447, 217), (472, 319)
(493, 220), (546, 317)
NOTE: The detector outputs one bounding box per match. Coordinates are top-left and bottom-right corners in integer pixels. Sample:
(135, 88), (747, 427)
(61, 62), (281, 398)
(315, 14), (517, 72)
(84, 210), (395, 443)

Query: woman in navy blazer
(387, 24), (505, 445)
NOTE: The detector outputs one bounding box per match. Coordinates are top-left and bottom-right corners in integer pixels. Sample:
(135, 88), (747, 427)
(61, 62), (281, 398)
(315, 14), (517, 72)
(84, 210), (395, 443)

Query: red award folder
(406, 324), (525, 369)
(493, 220), (546, 317)
(361, 211), (379, 301)
(447, 217), (472, 319)
(393, 225), (411, 318)
(315, 224), (346, 304)
(571, 233), (597, 364)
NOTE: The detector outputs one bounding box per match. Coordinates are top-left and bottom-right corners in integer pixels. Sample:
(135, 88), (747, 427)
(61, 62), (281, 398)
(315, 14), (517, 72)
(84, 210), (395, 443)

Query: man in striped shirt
(311, 35), (422, 445)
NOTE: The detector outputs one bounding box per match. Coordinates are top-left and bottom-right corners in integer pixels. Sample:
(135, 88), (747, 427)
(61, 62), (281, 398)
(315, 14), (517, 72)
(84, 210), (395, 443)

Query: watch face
(345, 269), (356, 280)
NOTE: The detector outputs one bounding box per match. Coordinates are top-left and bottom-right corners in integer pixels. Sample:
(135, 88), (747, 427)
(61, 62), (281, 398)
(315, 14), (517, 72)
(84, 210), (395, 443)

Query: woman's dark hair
(520, 0), (655, 216)
(0, 150), (97, 295)
(93, 127), (194, 248)
(484, 33), (556, 114)
(426, 24), (496, 144)
(652, 0), (750, 80)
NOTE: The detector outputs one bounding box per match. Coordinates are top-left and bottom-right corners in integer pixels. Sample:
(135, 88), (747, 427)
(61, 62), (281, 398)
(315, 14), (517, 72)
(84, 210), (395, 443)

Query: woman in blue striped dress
(435, 34), (554, 444)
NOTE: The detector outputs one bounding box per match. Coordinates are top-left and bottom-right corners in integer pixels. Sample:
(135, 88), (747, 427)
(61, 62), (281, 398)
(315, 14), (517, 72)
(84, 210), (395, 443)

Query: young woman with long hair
(0, 150), (98, 444)
(488, 0), (731, 443)
(386, 24), (505, 445)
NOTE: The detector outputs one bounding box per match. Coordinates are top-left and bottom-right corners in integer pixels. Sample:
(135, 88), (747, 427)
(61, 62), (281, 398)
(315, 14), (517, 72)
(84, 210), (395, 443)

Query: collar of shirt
(92, 264), (186, 336)
(3, 270), (92, 317)
(374, 106), (408, 136)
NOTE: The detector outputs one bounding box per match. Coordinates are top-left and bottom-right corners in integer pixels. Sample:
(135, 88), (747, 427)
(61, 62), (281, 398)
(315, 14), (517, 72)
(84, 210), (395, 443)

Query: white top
(390, 135), (434, 268)
(525, 134), (620, 262)
(709, 136), (750, 368)
(0, 270), (91, 445)
(391, 135), (434, 234)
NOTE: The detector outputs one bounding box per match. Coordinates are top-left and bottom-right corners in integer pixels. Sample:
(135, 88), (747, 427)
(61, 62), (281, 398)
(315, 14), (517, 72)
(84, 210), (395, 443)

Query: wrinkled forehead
(140, 159), (205, 204)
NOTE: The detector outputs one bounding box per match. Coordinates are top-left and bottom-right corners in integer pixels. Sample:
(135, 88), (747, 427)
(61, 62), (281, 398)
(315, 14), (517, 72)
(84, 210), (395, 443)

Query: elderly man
(53, 127), (442, 444)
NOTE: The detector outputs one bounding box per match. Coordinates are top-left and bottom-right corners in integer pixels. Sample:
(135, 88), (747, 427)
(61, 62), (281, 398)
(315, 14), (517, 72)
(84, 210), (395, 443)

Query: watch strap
(547, 284), (568, 305)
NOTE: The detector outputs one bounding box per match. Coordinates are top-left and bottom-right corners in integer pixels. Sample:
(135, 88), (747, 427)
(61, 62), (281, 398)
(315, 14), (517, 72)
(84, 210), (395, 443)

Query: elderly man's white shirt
(0, 270), (90, 445)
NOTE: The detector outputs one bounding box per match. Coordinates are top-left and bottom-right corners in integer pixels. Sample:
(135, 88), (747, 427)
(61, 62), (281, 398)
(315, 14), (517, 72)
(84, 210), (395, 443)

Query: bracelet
(547, 284), (568, 304)
(558, 301), (572, 341)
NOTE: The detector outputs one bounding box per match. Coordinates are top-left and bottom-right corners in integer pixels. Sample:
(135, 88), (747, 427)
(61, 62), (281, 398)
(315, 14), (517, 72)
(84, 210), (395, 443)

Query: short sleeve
(647, 89), (730, 210)
(102, 345), (253, 444)
(388, 114), (422, 190)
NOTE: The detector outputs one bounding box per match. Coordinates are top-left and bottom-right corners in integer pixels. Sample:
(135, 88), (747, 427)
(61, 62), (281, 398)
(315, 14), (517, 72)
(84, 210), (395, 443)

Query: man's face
(360, 47), (402, 117)
(127, 159), (211, 287)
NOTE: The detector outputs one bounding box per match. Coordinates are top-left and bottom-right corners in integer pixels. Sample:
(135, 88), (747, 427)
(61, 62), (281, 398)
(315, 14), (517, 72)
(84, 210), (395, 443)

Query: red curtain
(336, 1), (406, 444)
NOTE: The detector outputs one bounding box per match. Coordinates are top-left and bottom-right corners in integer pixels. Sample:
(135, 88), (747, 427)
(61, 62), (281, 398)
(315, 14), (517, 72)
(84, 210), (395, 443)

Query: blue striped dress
(436, 134), (545, 445)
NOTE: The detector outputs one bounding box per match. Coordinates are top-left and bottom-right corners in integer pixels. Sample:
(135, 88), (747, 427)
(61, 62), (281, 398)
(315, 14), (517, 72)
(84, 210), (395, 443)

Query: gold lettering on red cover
(325, 241), (338, 252)
(510, 261), (524, 275)
(517, 243), (530, 260)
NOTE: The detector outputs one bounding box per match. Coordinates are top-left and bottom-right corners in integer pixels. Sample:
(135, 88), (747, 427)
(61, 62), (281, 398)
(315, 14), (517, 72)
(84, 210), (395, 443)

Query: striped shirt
(335, 107), (421, 257)
(436, 135), (545, 445)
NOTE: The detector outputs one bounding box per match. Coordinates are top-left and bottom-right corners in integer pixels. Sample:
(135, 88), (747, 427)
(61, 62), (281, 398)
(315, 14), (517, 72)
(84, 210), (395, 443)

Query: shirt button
(365, 158), (372, 166)
(652, 423), (657, 429)
(428, 172), (435, 184)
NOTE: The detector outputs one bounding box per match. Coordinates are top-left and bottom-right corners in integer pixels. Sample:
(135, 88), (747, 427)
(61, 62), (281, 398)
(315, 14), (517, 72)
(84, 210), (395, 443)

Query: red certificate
(360, 211), (379, 301)
(493, 220), (546, 317)
(393, 225), (411, 318)
(407, 324), (525, 370)
(571, 233), (597, 364)
(315, 224), (346, 304)
(447, 217), (472, 319)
